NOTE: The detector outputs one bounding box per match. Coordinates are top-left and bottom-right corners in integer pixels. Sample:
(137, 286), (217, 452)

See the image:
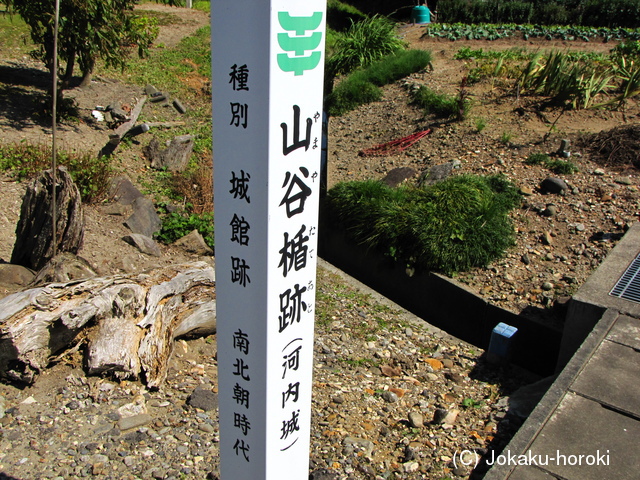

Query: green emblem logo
(277, 12), (323, 76)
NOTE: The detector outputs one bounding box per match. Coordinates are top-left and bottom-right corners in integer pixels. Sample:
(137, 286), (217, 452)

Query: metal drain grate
(610, 252), (640, 303)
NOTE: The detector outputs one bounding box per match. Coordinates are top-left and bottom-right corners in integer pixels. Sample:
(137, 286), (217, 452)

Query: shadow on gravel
(0, 83), (49, 130)
(0, 63), (86, 133)
(0, 63), (49, 90)
(465, 356), (554, 479)
(0, 62), (50, 130)
(0, 472), (24, 480)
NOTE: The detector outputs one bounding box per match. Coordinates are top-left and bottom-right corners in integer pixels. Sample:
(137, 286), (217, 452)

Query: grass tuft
(326, 15), (407, 77)
(526, 152), (578, 174)
(412, 86), (465, 119)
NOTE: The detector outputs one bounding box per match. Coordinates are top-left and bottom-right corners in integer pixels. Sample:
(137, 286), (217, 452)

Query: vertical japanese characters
(275, 11), (324, 453)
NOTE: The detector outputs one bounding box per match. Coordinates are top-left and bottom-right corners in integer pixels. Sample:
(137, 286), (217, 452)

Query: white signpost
(211, 1), (327, 478)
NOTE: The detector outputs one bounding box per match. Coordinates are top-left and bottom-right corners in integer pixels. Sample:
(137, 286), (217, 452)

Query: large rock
(108, 175), (144, 206)
(187, 386), (218, 411)
(31, 253), (97, 286)
(11, 167), (84, 271)
(540, 177), (569, 194)
(0, 264), (35, 287)
(173, 230), (213, 256)
(382, 167), (417, 187)
(418, 160), (461, 186)
(122, 234), (162, 257)
(124, 197), (162, 238)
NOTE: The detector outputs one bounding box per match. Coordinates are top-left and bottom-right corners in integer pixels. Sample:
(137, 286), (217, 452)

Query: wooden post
(186, 0), (192, 8)
(212, 1), (326, 478)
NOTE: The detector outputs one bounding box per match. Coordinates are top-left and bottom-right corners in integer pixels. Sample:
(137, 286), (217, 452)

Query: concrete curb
(317, 258), (472, 347)
(482, 308), (619, 480)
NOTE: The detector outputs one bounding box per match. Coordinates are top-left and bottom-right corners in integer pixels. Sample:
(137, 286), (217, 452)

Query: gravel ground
(0, 262), (536, 480)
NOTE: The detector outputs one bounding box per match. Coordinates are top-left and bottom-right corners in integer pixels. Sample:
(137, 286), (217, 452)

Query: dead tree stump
(10, 167), (84, 271)
(0, 262), (216, 387)
(144, 135), (195, 172)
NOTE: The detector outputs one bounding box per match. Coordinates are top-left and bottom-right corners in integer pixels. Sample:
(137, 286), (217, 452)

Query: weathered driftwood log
(108, 97), (147, 145)
(0, 262), (216, 388)
(10, 166), (84, 271)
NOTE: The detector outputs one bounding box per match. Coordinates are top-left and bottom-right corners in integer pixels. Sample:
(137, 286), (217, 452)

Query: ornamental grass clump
(326, 15), (406, 77)
(324, 175), (520, 275)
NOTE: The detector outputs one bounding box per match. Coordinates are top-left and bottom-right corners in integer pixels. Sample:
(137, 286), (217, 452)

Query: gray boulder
(124, 197), (162, 238)
(382, 167), (417, 187)
(419, 160), (461, 186)
(108, 175), (144, 206)
(122, 234), (162, 257)
(540, 177), (569, 195)
(173, 230), (213, 256)
(31, 253), (97, 286)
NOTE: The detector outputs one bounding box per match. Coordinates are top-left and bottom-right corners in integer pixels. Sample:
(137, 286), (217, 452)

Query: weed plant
(546, 159), (579, 174)
(519, 51), (614, 109)
(526, 153), (578, 174)
(323, 175), (520, 275)
(0, 143), (112, 202)
(525, 152), (550, 165)
(500, 131), (513, 145)
(326, 49), (432, 116)
(169, 151), (213, 214)
(156, 209), (214, 249)
(0, 10), (31, 56)
(412, 86), (465, 119)
(454, 46), (531, 61)
(326, 15), (406, 77)
(191, 1), (210, 12)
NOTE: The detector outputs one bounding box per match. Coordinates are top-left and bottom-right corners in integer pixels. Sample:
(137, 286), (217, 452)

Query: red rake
(358, 128), (432, 157)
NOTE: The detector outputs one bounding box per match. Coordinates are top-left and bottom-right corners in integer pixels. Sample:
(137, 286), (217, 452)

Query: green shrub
(537, 3), (571, 26)
(581, 0), (640, 28)
(0, 143), (112, 203)
(326, 49), (431, 116)
(326, 15), (406, 77)
(363, 49), (432, 85)
(324, 175), (519, 275)
(437, 0), (640, 26)
(156, 211), (214, 249)
(325, 76), (383, 116)
(437, 0), (532, 24)
(611, 39), (640, 61)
